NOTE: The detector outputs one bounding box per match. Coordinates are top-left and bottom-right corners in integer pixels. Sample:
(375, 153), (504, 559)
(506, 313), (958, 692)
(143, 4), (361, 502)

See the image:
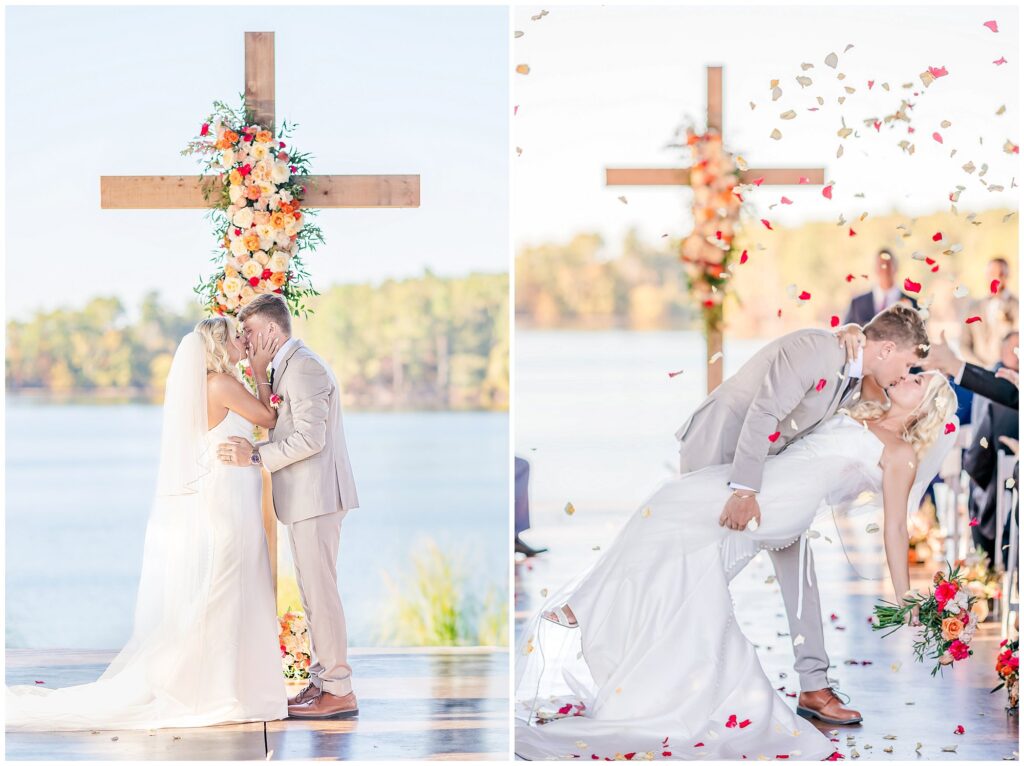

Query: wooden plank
(740, 167), (825, 185)
(244, 32), (275, 129)
(707, 65), (723, 135)
(100, 174), (421, 209)
(605, 167), (691, 186)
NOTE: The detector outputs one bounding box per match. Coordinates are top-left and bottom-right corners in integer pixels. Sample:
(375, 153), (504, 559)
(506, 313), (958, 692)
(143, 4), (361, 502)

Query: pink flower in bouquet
(949, 639), (971, 661)
(935, 580), (959, 610)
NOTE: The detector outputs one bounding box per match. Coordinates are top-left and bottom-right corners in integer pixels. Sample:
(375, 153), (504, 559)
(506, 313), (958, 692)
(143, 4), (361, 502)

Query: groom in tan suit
(675, 305), (929, 725)
(220, 294), (360, 720)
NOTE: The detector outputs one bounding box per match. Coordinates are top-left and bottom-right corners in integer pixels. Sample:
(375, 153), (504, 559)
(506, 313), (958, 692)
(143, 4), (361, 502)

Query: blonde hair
(847, 371), (958, 457)
(194, 317), (242, 379)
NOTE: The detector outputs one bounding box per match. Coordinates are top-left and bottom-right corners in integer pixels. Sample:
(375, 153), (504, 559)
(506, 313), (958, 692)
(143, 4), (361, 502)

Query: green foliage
(375, 538), (508, 647)
(6, 272), (508, 411)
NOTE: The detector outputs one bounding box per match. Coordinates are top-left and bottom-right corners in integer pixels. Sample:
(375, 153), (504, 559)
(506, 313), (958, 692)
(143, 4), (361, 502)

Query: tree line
(6, 271), (509, 412)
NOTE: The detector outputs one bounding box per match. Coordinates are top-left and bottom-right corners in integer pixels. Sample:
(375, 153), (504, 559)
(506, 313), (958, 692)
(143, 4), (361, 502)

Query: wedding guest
(920, 331), (1019, 410)
(515, 457), (547, 557)
(843, 248), (918, 325)
(959, 257), (1018, 368)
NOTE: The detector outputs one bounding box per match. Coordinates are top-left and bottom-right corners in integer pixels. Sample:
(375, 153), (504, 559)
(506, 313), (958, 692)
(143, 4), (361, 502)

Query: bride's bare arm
(879, 439), (917, 610)
(208, 373), (278, 429)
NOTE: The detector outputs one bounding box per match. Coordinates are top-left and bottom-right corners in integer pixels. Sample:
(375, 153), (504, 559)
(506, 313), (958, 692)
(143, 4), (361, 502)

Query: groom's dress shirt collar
(847, 349), (864, 380)
(271, 337), (300, 374)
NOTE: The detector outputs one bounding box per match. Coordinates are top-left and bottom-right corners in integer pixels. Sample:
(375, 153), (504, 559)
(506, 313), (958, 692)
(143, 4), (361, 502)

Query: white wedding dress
(7, 333), (287, 731)
(515, 413), (949, 761)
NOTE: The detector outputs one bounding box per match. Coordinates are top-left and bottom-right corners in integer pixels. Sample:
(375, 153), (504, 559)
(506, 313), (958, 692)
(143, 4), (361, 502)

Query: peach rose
(256, 130), (273, 143)
(245, 184), (262, 201)
(270, 211), (288, 229)
(941, 616), (965, 641)
(242, 233), (261, 251)
(224, 130), (239, 143)
(228, 169), (243, 187)
(270, 271), (287, 287)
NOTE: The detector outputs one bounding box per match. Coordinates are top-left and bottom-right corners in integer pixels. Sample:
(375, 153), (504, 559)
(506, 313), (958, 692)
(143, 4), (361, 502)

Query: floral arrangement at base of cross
(991, 639), (1019, 709)
(872, 563), (978, 676)
(279, 608), (312, 680)
(181, 98), (323, 318)
(671, 126), (742, 339)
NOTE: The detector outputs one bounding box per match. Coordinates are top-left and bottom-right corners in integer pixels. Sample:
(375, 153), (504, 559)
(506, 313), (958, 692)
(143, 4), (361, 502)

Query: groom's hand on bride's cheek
(218, 436), (254, 466)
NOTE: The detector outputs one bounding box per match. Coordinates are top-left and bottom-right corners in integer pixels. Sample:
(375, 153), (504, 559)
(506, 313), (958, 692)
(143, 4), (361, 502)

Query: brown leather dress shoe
(288, 690), (359, 720)
(796, 687), (863, 725)
(287, 682), (321, 707)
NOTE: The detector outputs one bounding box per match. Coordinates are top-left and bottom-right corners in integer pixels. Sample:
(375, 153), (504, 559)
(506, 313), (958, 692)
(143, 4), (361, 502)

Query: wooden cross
(606, 65), (824, 393)
(100, 32), (421, 594)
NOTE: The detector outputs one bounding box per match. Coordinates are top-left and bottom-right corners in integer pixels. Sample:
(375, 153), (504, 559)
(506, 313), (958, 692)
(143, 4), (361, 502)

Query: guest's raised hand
(995, 367), (1019, 389)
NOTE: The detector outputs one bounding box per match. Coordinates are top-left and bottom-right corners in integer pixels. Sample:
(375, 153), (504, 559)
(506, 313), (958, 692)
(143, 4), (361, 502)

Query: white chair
(996, 452), (1019, 640)
(937, 425), (971, 562)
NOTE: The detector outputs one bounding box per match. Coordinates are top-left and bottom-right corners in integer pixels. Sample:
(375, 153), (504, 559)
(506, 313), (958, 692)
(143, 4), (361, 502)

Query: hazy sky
(5, 5), (509, 318)
(513, 4), (1019, 248)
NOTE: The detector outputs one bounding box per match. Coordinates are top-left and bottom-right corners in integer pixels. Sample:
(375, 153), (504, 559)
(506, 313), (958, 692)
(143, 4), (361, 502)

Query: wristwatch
(249, 448), (262, 467)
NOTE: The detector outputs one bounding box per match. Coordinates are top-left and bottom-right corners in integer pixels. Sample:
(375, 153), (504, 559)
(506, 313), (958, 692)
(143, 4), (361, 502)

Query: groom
(674, 304), (929, 725)
(219, 294), (360, 720)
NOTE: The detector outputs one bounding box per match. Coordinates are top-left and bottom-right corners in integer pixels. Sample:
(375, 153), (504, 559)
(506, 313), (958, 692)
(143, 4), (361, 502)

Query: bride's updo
(846, 370), (958, 457)
(194, 317), (241, 379)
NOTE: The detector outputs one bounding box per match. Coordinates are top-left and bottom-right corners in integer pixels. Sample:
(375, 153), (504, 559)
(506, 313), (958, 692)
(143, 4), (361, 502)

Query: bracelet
(732, 490), (757, 499)
(257, 382), (273, 387)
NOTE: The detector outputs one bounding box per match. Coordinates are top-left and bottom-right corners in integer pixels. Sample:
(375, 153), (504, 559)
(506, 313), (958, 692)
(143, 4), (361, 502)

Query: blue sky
(5, 5), (509, 318)
(514, 4), (1019, 248)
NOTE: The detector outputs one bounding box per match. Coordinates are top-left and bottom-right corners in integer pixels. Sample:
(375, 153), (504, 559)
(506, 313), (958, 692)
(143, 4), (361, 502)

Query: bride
(7, 317), (288, 731)
(515, 371), (958, 761)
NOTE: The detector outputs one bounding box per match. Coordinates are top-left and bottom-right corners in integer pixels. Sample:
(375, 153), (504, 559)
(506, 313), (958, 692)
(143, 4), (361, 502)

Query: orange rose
(256, 130), (272, 143)
(270, 272), (287, 287)
(270, 212), (287, 229)
(941, 616), (965, 641)
(228, 169), (243, 186)
(279, 201), (294, 214)
(224, 130), (239, 143)
(245, 185), (262, 201)
(243, 234), (261, 251)
(215, 138), (232, 150)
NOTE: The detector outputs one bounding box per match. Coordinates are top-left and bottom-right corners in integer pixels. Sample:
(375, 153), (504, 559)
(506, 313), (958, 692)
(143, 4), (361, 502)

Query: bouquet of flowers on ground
(279, 609), (312, 680)
(992, 639), (1019, 709)
(872, 564), (978, 676)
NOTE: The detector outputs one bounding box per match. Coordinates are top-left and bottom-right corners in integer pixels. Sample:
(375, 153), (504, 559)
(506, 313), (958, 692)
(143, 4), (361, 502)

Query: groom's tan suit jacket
(260, 340), (359, 524)
(676, 329), (856, 491)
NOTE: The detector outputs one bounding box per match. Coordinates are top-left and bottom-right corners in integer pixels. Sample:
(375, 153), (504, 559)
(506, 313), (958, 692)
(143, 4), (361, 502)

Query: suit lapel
(272, 339), (304, 394)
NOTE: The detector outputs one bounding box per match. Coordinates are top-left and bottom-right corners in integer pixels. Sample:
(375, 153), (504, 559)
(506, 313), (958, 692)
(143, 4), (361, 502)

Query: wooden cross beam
(606, 65), (825, 393)
(100, 32), (421, 598)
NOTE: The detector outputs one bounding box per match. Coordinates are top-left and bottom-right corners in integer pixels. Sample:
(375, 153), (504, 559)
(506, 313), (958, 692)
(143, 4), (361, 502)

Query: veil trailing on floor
(7, 332), (218, 730)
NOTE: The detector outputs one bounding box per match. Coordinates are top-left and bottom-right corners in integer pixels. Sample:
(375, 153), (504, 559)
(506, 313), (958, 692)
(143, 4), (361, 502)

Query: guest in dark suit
(843, 248), (919, 326)
(963, 399), (1019, 564)
(515, 457), (547, 557)
(921, 330), (1019, 411)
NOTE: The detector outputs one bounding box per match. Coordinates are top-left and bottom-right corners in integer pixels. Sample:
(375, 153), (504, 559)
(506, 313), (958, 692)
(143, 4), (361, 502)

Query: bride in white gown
(515, 371), (958, 761)
(7, 317), (288, 731)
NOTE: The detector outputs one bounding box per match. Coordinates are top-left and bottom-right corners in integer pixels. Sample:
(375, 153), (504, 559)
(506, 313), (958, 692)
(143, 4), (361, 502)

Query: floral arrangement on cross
(182, 97), (323, 318)
(673, 126), (743, 339)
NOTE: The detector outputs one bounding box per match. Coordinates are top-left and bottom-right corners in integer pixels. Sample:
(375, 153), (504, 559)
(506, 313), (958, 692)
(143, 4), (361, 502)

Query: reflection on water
(5, 399), (508, 649)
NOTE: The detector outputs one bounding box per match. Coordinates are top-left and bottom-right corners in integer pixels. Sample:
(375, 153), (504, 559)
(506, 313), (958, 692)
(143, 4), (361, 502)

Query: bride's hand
(719, 492), (761, 531)
(834, 323), (866, 362)
(907, 604), (921, 627)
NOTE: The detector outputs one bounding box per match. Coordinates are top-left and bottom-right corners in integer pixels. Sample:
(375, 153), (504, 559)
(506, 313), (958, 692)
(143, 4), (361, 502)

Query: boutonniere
(270, 394), (284, 410)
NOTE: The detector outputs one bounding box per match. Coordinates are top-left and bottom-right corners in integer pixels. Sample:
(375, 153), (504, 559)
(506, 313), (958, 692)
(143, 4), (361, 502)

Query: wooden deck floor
(6, 647), (509, 760)
(515, 514), (1019, 761)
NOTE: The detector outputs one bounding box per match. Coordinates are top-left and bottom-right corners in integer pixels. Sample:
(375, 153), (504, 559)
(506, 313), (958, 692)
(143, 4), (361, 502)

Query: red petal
(816, 378), (827, 392)
(873, 121), (881, 132)
(558, 703), (573, 715)
(991, 279), (1002, 293)
(34, 680), (45, 685)
(845, 274), (855, 283)
(761, 218), (773, 230)
(830, 315), (840, 327)
(848, 228), (856, 237)
(668, 369), (685, 378)
(928, 65), (949, 78)
(970, 518), (980, 527)
(932, 132), (943, 143)
(932, 231), (943, 241)
(716, 230), (723, 240)
(830, 613), (840, 621)
(822, 185), (833, 200)
(965, 316), (982, 324)
(739, 719), (752, 728)
(624, 753), (636, 760)
(984, 20), (999, 33)
(798, 291), (811, 301)
(798, 176), (810, 184)
(768, 431), (781, 443)
(662, 752), (672, 757)
(780, 196), (793, 205)
(740, 250), (749, 265)
(694, 743), (705, 748)
(994, 57), (1008, 66)
(925, 257), (936, 265)
(726, 714), (739, 728)
(903, 278), (922, 293)
(944, 422), (957, 435)
(752, 177), (765, 186)
(954, 725), (965, 735)
(867, 80), (875, 89)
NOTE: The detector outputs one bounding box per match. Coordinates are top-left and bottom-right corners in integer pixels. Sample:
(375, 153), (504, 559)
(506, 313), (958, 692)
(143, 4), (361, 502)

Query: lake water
(515, 329), (767, 526)
(5, 400), (508, 649)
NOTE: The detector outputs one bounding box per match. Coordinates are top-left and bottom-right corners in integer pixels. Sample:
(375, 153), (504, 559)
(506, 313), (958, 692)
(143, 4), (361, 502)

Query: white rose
(275, 231), (291, 248)
(268, 194), (281, 210)
(260, 237), (274, 251)
(258, 180), (275, 197)
(222, 277), (243, 297)
(241, 260), (262, 279)
(284, 220), (300, 236)
(227, 294), (241, 310)
(250, 144), (269, 162)
(220, 149), (236, 168)
(271, 162), (291, 184)
(254, 250), (270, 266)
(230, 238), (248, 257)
(279, 189), (293, 203)
(269, 253), (290, 273)
(232, 207), (255, 229)
(228, 185), (245, 204)
(255, 224), (274, 241)
(240, 285), (255, 301)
